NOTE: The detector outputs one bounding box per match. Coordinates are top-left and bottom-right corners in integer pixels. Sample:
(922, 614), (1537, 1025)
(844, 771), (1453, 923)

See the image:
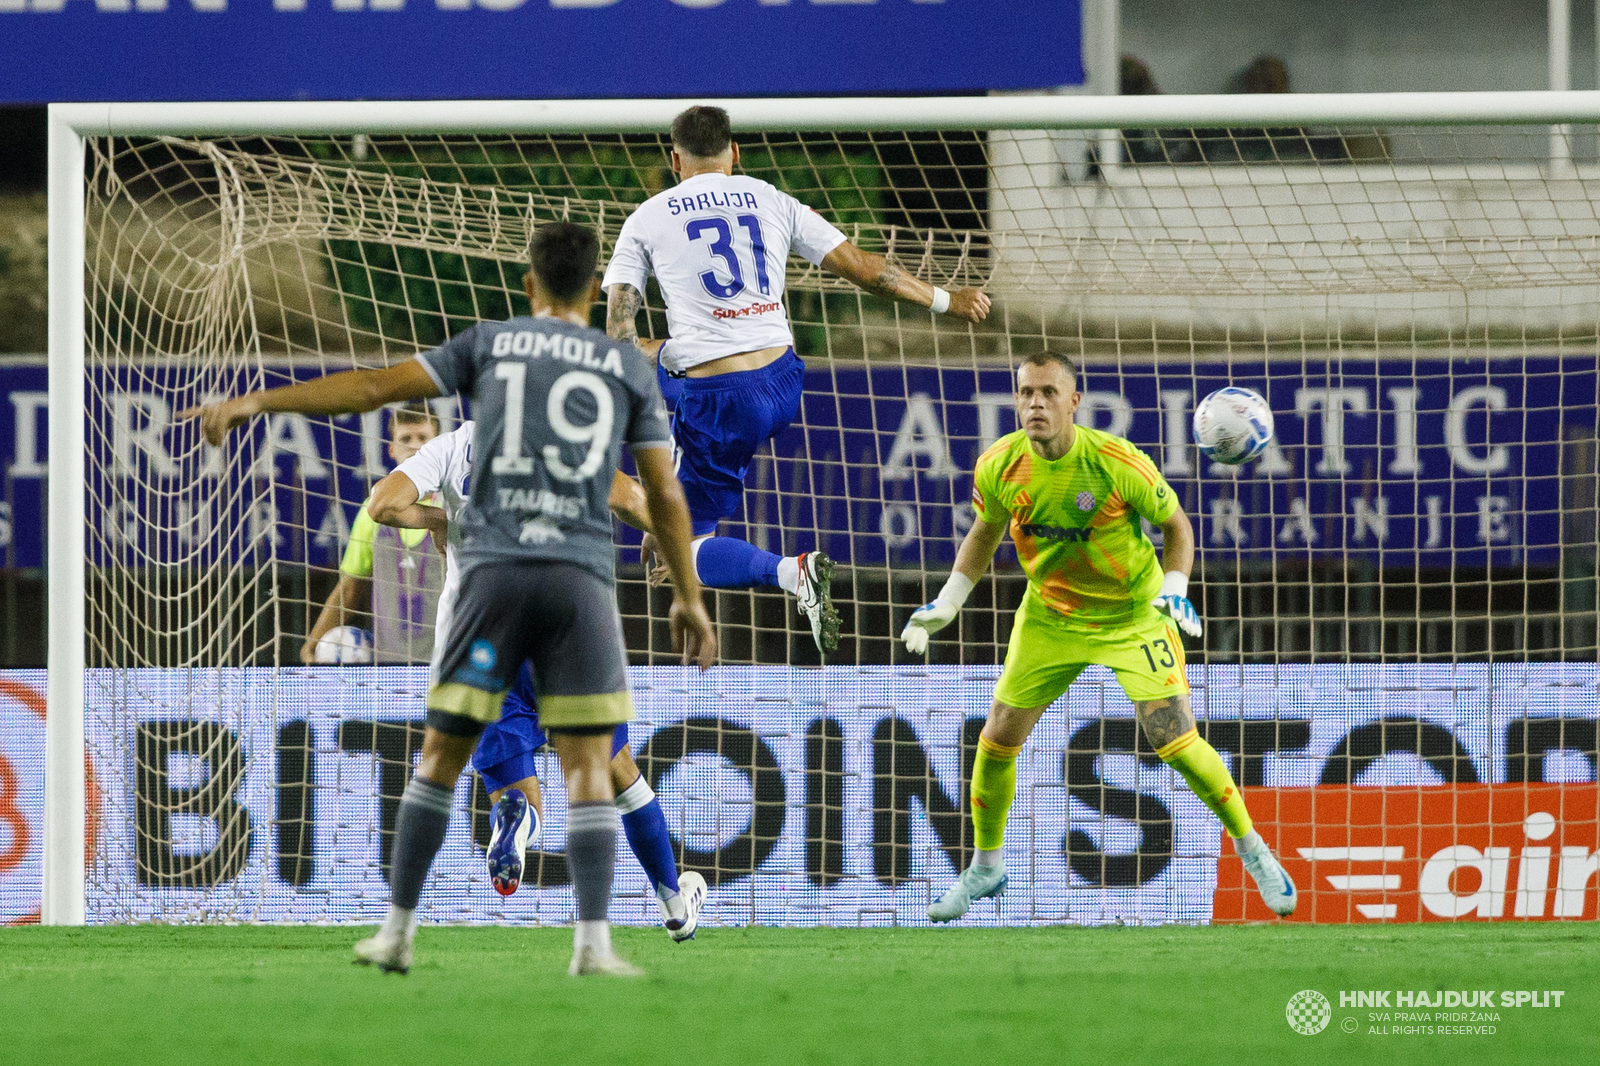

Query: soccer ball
(1192, 387), (1274, 465)
(314, 625), (375, 664)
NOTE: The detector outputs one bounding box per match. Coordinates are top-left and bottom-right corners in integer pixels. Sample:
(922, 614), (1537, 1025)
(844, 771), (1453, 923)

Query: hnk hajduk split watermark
(1286, 989), (1566, 1036)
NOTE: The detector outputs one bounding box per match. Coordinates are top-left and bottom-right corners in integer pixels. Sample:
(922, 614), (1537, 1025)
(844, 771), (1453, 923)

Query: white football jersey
(602, 172), (848, 372)
(396, 421), (472, 681)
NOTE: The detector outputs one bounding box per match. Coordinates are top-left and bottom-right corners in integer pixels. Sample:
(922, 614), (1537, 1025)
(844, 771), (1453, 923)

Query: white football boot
(794, 551), (840, 656)
(486, 788), (539, 896)
(1239, 836), (1298, 917)
(662, 871), (708, 943)
(353, 930), (413, 975)
(927, 863), (1007, 923)
(569, 946), (644, 977)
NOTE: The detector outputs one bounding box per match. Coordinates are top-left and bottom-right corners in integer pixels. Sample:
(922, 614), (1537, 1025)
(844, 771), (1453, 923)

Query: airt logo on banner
(1214, 785), (1600, 922)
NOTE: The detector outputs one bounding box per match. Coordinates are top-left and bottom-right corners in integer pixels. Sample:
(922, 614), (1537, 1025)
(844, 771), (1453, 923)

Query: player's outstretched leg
(929, 734), (1018, 922)
(1141, 698), (1297, 917)
(613, 751), (707, 941)
(692, 538), (839, 655)
(355, 726), (476, 974)
(486, 787), (541, 896)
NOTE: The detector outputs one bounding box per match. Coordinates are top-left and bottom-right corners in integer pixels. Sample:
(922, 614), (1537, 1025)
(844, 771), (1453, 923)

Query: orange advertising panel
(1214, 785), (1600, 923)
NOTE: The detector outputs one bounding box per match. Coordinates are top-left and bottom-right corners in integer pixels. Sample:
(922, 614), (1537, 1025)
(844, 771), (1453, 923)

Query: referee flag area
(2, 924), (1593, 1065)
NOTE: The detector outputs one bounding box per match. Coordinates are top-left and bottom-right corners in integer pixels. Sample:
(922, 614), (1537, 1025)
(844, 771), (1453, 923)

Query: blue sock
(616, 776), (680, 897)
(695, 536), (781, 589)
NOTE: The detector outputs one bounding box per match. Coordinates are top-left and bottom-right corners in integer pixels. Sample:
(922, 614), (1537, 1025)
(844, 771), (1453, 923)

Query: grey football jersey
(415, 316), (671, 583)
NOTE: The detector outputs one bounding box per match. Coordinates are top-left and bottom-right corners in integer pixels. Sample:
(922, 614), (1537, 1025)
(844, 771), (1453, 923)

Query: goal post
(43, 92), (1600, 928)
(45, 104), (87, 926)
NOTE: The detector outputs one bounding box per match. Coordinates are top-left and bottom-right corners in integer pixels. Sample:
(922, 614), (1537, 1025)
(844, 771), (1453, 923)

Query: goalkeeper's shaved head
(528, 222), (599, 303)
(1019, 351), (1078, 386)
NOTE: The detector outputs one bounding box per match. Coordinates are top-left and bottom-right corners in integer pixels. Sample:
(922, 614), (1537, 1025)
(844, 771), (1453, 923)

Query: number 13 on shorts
(1139, 637), (1176, 672)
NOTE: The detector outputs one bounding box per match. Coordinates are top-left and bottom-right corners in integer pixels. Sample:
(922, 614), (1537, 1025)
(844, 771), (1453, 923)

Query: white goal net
(47, 106), (1600, 928)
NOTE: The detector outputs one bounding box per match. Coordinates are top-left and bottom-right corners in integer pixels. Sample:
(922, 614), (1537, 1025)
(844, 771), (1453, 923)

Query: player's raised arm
(177, 359), (442, 447)
(820, 240), (991, 324)
(632, 445), (717, 669)
(901, 505), (1009, 655)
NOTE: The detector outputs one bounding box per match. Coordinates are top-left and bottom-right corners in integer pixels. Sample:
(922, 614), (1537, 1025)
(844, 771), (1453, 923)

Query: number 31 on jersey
(686, 214), (771, 300)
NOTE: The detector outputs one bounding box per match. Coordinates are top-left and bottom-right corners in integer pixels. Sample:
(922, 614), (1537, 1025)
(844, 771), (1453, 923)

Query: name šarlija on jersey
(490, 329), (627, 377)
(664, 189), (762, 215)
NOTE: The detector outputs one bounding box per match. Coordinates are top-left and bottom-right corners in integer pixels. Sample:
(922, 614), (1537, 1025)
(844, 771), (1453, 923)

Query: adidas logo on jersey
(518, 518), (567, 546)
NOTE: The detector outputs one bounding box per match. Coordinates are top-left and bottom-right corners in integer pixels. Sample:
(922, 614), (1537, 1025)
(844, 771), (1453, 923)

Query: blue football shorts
(471, 661), (630, 794)
(657, 346), (804, 537)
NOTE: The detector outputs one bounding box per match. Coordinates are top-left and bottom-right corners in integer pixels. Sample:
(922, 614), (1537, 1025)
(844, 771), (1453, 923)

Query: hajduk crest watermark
(1287, 990), (1333, 1035)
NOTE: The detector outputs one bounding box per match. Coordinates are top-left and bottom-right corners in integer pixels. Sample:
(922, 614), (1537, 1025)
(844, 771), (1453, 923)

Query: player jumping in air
(367, 422), (708, 939)
(604, 105), (991, 656)
(904, 352), (1297, 922)
(182, 222), (716, 976)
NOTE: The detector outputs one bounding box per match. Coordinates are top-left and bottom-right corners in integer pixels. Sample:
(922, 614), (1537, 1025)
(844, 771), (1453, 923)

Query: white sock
(776, 555), (800, 594)
(973, 848), (1003, 869)
(1233, 829), (1263, 855)
(574, 919), (611, 956)
(379, 904), (417, 942)
(657, 886), (688, 921)
(614, 775), (654, 815)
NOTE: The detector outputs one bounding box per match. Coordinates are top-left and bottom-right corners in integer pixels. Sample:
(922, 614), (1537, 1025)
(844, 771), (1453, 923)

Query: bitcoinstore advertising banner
(0, 356), (1589, 571)
(0, 664), (1595, 926)
(0, 0), (1083, 103)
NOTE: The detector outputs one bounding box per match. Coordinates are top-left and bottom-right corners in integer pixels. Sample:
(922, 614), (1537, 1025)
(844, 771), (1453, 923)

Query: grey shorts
(427, 560), (632, 731)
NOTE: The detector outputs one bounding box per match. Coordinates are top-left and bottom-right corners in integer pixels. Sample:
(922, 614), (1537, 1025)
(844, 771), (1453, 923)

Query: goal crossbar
(49, 90), (1600, 138)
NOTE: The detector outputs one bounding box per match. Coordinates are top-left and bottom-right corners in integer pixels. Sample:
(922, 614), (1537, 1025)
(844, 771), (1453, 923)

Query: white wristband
(937, 571), (975, 609)
(929, 287), (951, 314)
(1160, 570), (1189, 600)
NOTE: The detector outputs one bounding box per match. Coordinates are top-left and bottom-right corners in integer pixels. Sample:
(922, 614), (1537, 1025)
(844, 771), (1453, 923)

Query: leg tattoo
(1135, 695), (1196, 750)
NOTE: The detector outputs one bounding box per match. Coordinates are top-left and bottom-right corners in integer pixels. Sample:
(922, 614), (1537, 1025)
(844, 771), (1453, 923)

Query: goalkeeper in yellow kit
(906, 352), (1297, 921)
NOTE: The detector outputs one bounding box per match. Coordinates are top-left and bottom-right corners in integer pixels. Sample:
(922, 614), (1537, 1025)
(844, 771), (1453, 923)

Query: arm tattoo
(1135, 696), (1197, 750)
(863, 259), (911, 300)
(606, 284), (643, 343)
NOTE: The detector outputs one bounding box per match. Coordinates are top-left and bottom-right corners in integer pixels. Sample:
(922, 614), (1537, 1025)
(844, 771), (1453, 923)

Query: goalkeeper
(904, 352), (1296, 921)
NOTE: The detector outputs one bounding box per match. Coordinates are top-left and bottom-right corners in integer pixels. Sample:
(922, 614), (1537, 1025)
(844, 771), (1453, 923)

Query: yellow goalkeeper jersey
(971, 425), (1179, 629)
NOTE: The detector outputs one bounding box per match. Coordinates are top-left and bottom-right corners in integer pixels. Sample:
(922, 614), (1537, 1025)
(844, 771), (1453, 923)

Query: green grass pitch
(1, 924), (1593, 1065)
